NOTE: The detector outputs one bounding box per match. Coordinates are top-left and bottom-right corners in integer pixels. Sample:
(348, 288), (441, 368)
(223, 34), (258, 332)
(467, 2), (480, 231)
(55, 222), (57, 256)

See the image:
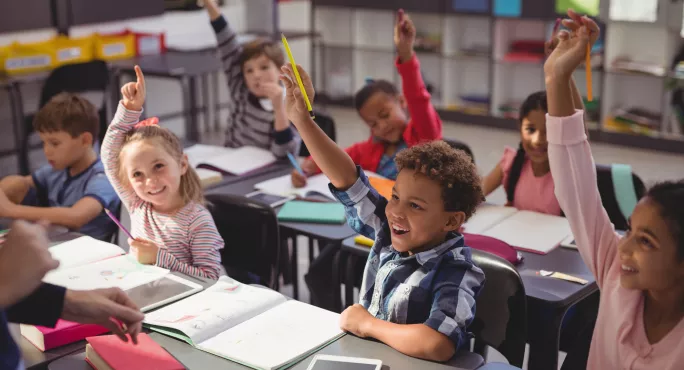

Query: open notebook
(144, 277), (344, 370)
(43, 236), (202, 311)
(255, 172), (385, 201)
(185, 144), (277, 176)
(463, 204), (575, 254)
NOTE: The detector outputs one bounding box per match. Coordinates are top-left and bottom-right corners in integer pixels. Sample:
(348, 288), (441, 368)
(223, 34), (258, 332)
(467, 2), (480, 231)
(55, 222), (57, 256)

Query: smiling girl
(101, 66), (224, 280)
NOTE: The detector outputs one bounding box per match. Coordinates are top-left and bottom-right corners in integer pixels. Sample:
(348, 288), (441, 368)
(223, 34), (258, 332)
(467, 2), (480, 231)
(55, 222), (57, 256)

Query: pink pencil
(104, 208), (134, 240)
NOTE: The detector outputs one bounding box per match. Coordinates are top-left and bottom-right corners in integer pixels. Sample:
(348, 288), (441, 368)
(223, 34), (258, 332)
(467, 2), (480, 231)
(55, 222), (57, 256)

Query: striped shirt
(211, 15), (300, 158)
(102, 103), (224, 279)
(330, 167), (485, 349)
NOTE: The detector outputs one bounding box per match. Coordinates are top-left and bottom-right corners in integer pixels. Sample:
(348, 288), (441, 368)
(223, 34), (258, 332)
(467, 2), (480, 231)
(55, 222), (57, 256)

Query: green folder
(277, 201), (346, 224)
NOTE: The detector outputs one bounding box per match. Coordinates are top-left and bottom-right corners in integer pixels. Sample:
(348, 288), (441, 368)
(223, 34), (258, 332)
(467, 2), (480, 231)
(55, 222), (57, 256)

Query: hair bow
(134, 117), (159, 128)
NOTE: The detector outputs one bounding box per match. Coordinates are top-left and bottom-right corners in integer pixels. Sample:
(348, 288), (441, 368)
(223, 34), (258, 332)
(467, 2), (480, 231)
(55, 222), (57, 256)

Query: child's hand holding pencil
(543, 10), (600, 84)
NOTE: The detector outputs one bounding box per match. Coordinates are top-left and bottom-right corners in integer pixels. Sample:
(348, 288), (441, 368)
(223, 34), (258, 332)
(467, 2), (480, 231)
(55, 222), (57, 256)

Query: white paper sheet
(481, 210), (573, 254)
(48, 236), (126, 270)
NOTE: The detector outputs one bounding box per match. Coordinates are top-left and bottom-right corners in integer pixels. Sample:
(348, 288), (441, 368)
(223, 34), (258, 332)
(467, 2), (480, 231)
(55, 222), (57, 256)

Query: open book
(43, 236), (203, 311)
(255, 172), (385, 201)
(185, 144), (277, 176)
(463, 204), (575, 254)
(144, 277), (344, 370)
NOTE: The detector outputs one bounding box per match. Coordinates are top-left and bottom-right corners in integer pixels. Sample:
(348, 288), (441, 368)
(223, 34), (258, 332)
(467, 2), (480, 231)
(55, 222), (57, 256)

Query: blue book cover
(494, 0), (521, 17)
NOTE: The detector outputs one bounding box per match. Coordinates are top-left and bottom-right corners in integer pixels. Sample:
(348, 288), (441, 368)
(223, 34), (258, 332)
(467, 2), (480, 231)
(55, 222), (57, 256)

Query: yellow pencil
(281, 34), (315, 118)
(586, 42), (593, 101)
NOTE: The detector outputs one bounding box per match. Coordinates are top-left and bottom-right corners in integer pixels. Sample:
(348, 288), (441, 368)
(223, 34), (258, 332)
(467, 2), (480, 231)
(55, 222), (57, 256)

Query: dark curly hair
(354, 79), (399, 111)
(646, 180), (684, 259)
(395, 140), (484, 219)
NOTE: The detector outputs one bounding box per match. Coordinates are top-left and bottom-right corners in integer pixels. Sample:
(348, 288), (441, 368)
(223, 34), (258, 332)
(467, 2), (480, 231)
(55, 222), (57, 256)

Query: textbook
(144, 277), (344, 370)
(20, 320), (109, 352)
(85, 333), (184, 370)
(463, 204), (575, 254)
(255, 171), (386, 201)
(185, 144), (277, 176)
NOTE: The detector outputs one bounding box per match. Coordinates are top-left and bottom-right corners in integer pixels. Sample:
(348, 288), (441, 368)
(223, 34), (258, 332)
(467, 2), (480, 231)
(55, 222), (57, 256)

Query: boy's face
(39, 131), (91, 170)
(242, 54), (280, 98)
(359, 92), (408, 144)
(618, 198), (684, 293)
(385, 169), (464, 254)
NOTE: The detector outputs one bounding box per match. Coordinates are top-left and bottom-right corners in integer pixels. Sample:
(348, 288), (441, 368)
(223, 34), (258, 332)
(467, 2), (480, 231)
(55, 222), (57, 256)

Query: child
(202, 0), (300, 157)
(102, 66), (224, 280)
(280, 63), (485, 362)
(546, 11), (684, 369)
(0, 93), (119, 241)
(291, 9), (442, 186)
(481, 46), (586, 215)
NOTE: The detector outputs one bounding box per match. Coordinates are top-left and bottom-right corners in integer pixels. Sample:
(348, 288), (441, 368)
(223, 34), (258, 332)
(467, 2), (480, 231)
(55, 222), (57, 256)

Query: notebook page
(49, 236), (126, 271)
(481, 210), (573, 254)
(198, 300), (343, 370)
(462, 204), (519, 234)
(144, 277), (287, 344)
(201, 146), (276, 175)
(43, 255), (169, 291)
(254, 173), (335, 200)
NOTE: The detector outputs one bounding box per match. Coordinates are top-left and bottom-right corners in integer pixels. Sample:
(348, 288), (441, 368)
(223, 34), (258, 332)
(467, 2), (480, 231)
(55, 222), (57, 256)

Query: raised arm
(280, 64), (358, 190)
(545, 11), (619, 287)
(205, 0), (243, 92)
(395, 10), (442, 141)
(102, 66), (146, 211)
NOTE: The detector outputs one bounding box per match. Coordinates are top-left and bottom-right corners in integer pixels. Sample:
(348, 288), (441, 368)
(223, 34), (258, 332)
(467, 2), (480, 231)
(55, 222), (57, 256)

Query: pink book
(85, 333), (184, 370)
(20, 320), (109, 351)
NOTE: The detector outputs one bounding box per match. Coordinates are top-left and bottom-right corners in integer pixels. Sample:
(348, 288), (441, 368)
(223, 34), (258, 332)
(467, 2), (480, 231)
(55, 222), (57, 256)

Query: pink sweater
(500, 146), (561, 215)
(102, 103), (224, 279)
(547, 110), (684, 370)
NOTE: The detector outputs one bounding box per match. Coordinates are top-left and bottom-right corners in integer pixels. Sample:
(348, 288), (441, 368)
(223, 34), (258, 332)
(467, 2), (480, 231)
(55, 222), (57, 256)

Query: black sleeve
(6, 283), (66, 327)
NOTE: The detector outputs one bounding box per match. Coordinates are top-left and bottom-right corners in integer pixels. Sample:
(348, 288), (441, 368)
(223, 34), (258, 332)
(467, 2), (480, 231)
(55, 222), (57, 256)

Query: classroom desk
(109, 51), (222, 142)
(48, 333), (485, 370)
(206, 166), (358, 300)
(19, 232), (217, 370)
(339, 237), (599, 370)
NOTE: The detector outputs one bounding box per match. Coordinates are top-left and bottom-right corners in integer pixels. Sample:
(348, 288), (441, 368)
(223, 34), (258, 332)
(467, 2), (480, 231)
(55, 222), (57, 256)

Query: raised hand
(394, 9), (416, 63)
(121, 65), (146, 112)
(279, 63), (315, 125)
(544, 10), (600, 82)
(260, 82), (285, 106)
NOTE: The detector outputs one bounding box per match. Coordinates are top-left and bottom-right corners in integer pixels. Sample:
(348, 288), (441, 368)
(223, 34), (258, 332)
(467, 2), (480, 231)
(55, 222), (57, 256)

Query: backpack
(464, 233), (523, 265)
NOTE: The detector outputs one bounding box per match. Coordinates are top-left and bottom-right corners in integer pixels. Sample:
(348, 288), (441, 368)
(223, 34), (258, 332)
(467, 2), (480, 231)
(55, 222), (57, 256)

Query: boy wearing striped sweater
(204, 0), (300, 157)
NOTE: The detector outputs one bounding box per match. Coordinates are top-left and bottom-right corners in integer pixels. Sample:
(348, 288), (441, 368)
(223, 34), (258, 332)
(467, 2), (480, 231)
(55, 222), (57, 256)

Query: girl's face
(358, 92), (408, 144)
(121, 138), (188, 213)
(618, 197), (684, 293)
(520, 109), (549, 165)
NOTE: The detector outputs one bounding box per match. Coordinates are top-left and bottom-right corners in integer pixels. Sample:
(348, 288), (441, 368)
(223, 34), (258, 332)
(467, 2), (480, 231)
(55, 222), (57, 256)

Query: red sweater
(311, 54), (442, 173)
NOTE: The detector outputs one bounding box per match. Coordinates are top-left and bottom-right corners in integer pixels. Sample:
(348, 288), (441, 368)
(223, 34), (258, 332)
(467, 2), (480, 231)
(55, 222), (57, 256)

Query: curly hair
(395, 140), (484, 219)
(646, 180), (684, 259)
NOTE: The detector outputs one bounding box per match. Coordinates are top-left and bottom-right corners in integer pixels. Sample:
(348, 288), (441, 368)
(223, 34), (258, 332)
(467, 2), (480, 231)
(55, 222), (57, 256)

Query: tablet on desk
(246, 191), (295, 208)
(306, 355), (382, 370)
(124, 274), (203, 312)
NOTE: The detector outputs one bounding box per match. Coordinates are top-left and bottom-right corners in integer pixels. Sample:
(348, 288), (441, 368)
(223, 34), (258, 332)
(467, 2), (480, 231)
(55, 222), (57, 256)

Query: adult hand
(121, 66), (146, 112)
(128, 238), (159, 265)
(62, 288), (144, 344)
(0, 221), (59, 308)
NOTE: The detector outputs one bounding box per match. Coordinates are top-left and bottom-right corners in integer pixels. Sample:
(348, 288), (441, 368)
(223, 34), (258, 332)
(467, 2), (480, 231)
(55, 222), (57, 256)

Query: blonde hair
(118, 125), (204, 205)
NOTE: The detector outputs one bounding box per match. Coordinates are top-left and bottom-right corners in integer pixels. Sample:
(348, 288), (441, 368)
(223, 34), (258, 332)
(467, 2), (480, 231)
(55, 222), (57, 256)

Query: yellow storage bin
(0, 44), (10, 74)
(3, 40), (55, 75)
(94, 31), (135, 61)
(53, 35), (95, 67)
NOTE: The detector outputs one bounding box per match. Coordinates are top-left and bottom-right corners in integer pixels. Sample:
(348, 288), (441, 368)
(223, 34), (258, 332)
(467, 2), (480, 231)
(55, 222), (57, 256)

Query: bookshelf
(310, 0), (684, 154)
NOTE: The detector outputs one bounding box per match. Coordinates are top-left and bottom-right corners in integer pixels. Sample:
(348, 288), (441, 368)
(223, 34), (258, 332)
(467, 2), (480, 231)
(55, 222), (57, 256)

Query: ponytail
(506, 142), (527, 204)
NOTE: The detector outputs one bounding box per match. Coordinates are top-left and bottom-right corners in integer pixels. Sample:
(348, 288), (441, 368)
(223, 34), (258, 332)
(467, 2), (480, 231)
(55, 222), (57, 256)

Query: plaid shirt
(330, 167), (486, 349)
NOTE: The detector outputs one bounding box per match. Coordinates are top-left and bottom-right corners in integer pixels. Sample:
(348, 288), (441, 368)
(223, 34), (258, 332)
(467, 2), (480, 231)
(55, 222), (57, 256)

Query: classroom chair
(444, 138), (476, 164)
(298, 109), (337, 157)
(595, 164), (646, 231)
(20, 60), (110, 174)
(469, 249), (527, 367)
(205, 192), (281, 290)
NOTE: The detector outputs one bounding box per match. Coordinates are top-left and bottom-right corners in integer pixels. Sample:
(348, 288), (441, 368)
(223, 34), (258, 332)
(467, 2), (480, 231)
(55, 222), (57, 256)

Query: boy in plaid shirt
(280, 63), (485, 362)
